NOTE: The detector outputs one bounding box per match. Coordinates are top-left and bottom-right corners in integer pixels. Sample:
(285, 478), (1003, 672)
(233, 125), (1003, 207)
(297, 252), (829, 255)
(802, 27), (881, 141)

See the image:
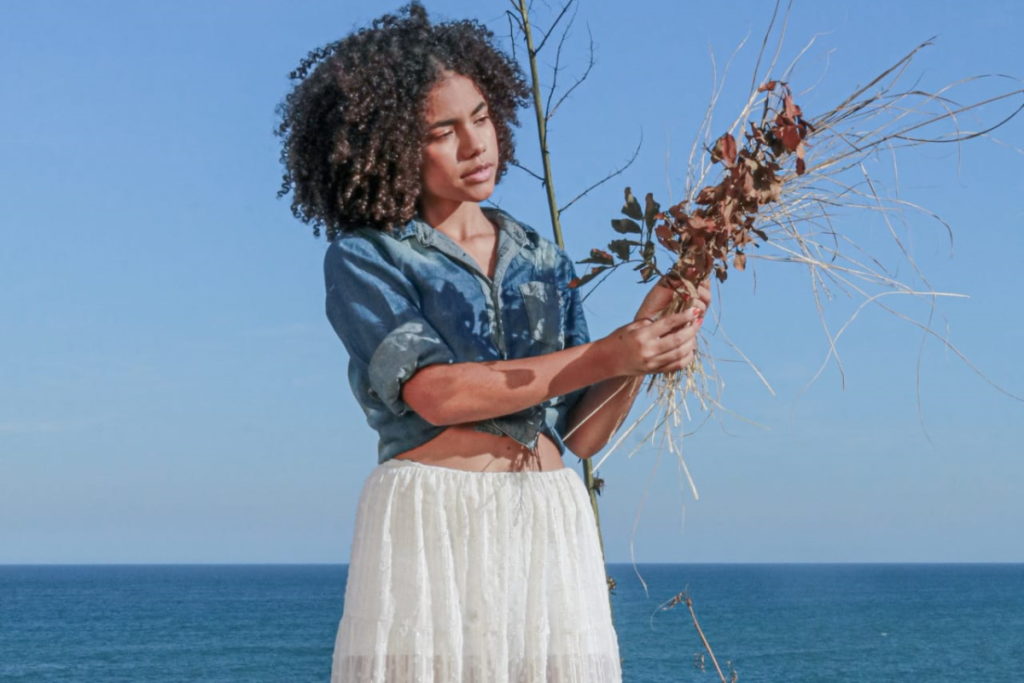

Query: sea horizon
(4, 563), (1022, 681)
(3, 560), (1020, 566)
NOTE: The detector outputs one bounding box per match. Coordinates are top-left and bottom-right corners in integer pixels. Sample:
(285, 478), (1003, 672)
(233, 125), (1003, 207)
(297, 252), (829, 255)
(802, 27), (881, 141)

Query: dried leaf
(711, 133), (738, 167)
(778, 124), (802, 152)
(581, 248), (614, 265)
(638, 264), (657, 282)
(570, 265), (608, 288)
(607, 239), (632, 260)
(611, 218), (642, 234)
(795, 141), (806, 175)
(597, 81), (811, 306)
(783, 93), (799, 119)
(643, 193), (661, 230)
(622, 187), (643, 220)
(642, 240), (655, 262)
(686, 215), (715, 232)
(720, 198), (735, 226)
(765, 179), (783, 202)
(722, 133), (738, 167)
(695, 186), (719, 205)
(741, 167), (755, 196)
(655, 224), (679, 251)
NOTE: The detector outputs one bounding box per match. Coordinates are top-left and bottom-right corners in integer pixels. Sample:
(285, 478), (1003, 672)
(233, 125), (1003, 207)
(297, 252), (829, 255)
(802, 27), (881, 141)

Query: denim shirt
(324, 208), (591, 464)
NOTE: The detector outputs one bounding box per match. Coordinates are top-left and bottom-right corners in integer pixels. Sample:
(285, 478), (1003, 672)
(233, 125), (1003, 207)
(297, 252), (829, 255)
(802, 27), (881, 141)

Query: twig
(510, 160), (545, 183)
(559, 132), (642, 214)
(534, 0), (574, 54)
(659, 590), (731, 683)
(543, 0), (578, 122)
(514, 0), (565, 246)
(547, 25), (595, 121)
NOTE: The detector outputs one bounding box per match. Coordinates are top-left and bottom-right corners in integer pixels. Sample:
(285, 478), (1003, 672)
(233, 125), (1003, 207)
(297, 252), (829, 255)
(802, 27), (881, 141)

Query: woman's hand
(634, 276), (712, 323)
(593, 276), (713, 378)
(597, 307), (702, 377)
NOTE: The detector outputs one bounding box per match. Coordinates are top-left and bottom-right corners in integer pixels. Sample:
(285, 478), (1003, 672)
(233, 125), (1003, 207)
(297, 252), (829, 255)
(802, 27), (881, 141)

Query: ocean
(1, 564), (1021, 681)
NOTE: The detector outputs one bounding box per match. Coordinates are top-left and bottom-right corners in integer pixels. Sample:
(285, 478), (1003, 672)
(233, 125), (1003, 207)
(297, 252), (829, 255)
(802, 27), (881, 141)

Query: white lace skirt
(331, 459), (622, 683)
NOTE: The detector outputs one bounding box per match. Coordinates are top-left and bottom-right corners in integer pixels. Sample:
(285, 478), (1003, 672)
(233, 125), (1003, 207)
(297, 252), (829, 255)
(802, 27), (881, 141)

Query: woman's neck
(419, 201), (492, 242)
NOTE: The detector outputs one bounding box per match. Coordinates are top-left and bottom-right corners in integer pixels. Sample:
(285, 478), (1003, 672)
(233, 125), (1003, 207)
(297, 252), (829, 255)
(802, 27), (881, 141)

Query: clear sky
(2, 0), (1022, 564)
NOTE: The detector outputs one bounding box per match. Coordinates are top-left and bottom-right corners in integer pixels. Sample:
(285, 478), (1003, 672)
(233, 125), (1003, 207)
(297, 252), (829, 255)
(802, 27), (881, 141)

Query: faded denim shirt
(324, 208), (591, 464)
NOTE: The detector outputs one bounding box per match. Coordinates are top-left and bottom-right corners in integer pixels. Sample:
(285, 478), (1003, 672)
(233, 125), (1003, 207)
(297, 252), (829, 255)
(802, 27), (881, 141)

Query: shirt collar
(391, 208), (534, 249)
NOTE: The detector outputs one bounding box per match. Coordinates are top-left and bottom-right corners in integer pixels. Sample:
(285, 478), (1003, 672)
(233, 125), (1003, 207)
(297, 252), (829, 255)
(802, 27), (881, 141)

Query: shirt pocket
(518, 280), (565, 352)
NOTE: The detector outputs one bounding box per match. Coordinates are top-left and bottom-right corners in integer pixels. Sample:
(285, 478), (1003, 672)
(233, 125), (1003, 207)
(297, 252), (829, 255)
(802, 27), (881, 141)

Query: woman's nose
(460, 128), (486, 158)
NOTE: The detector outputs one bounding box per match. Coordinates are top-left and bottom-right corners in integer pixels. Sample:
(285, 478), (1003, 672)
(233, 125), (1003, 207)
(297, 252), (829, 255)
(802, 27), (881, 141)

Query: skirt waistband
(380, 458), (576, 478)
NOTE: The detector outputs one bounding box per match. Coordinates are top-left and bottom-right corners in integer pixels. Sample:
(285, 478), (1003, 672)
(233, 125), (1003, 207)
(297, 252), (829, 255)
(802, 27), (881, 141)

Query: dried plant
(574, 17), (1023, 490)
(511, 2), (1020, 673)
(659, 589), (737, 683)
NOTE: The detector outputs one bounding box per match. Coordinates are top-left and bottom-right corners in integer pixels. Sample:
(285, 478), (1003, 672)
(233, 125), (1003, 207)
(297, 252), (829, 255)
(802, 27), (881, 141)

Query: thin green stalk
(514, 0), (605, 561)
(516, 0), (566, 251)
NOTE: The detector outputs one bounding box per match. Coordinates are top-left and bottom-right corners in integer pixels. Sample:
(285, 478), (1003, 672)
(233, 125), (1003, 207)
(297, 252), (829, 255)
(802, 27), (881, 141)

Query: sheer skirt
(331, 459), (621, 683)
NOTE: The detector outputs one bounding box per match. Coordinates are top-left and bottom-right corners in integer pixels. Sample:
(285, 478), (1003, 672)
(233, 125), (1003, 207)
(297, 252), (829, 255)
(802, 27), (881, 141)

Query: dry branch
(571, 16), (1023, 485)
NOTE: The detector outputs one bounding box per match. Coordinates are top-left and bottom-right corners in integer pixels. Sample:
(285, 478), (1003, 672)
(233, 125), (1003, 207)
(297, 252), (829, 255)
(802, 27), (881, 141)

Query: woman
(276, 4), (709, 681)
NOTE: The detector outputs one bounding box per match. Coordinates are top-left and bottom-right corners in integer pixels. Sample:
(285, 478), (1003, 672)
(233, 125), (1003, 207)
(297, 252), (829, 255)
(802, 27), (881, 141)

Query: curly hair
(275, 2), (530, 239)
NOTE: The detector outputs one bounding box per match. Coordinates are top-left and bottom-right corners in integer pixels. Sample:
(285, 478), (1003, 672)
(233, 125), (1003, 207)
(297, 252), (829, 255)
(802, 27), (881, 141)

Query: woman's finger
(652, 326), (697, 357)
(648, 344), (695, 372)
(660, 319), (698, 347)
(651, 308), (699, 334)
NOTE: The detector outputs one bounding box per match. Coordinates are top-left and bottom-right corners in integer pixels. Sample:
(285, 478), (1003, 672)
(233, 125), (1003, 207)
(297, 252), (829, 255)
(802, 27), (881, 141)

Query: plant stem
(684, 593), (728, 683)
(514, 0), (605, 561)
(517, 0), (566, 250)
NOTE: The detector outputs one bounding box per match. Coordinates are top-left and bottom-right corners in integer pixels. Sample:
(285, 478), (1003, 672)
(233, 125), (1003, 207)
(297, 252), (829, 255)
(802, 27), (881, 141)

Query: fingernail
(690, 307), (700, 316)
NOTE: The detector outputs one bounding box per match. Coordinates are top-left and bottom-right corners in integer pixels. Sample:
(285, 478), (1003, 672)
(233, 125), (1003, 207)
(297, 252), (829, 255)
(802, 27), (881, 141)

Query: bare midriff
(394, 425), (564, 472)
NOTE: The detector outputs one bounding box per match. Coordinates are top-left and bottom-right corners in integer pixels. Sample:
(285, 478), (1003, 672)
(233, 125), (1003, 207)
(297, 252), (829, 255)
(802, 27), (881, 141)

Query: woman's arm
(561, 376), (643, 459)
(401, 307), (699, 427)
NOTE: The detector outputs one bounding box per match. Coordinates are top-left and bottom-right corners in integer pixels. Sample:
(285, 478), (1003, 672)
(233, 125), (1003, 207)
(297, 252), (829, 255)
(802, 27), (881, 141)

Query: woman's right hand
(598, 306), (703, 377)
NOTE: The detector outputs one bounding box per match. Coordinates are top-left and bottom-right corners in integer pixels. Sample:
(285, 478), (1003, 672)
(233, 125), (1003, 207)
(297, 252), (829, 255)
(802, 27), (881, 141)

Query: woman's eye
(474, 115), (490, 125)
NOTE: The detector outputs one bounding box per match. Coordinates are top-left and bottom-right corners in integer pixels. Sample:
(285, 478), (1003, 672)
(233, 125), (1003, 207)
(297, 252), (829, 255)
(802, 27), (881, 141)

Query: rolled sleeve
(367, 320), (454, 414)
(325, 236), (457, 417)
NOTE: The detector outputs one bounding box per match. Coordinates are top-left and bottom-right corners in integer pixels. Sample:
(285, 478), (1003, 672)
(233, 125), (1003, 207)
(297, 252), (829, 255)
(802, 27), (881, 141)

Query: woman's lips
(461, 163), (494, 183)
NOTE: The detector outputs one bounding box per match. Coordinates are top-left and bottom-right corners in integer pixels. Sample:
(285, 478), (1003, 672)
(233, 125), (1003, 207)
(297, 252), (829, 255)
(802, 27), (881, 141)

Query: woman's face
(419, 73), (499, 215)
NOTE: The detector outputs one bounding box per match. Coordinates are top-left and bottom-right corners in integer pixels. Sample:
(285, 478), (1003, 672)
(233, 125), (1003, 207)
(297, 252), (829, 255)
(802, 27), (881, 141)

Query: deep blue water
(1, 564), (1021, 681)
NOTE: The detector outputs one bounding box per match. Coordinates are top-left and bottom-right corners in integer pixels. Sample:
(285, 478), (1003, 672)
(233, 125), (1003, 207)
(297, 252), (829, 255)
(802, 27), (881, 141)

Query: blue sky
(2, 0), (1021, 564)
